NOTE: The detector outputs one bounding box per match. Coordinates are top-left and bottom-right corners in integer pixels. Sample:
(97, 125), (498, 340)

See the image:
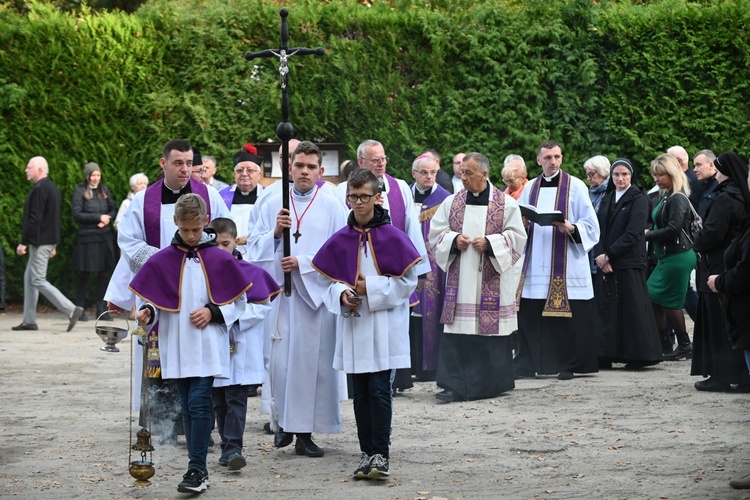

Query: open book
(519, 204), (565, 226)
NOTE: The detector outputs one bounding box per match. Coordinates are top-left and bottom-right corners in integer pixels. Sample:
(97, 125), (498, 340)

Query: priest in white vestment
(246, 141), (348, 457)
(105, 139), (231, 440)
(515, 141), (602, 380)
(429, 153), (526, 403)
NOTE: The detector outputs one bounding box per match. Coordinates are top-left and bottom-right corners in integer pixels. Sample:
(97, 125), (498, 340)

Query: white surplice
(213, 300), (272, 387)
(247, 185), (348, 434)
(139, 255), (246, 380)
(429, 185), (527, 336)
(519, 174), (600, 300)
(222, 184), (264, 256)
(321, 246), (418, 374)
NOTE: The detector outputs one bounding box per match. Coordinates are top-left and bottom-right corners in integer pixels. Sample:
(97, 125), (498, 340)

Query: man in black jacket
(13, 156), (82, 331)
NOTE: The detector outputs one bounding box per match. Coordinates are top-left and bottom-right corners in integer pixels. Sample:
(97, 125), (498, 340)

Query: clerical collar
(239, 186), (257, 196)
(543, 170), (561, 182)
(466, 181), (490, 205)
(414, 184), (435, 204)
(541, 170), (561, 187)
(161, 180), (191, 204)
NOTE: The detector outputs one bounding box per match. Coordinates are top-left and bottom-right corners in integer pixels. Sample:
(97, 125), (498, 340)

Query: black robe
(593, 186), (662, 365)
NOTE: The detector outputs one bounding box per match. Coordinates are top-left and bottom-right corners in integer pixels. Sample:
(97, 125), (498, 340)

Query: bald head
(25, 156), (49, 183)
(667, 146), (689, 171)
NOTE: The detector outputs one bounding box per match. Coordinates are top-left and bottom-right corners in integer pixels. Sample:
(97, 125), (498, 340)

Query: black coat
(693, 181), (748, 292)
(645, 190), (692, 254)
(22, 177), (62, 246)
(715, 217), (750, 350)
(71, 184), (116, 241)
(594, 186), (650, 271)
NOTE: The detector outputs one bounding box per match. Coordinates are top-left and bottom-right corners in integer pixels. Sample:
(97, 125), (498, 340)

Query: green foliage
(1, 0), (750, 302)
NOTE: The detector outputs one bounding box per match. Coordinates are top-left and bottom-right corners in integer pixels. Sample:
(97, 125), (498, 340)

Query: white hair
(583, 155), (611, 178)
(129, 172), (148, 188)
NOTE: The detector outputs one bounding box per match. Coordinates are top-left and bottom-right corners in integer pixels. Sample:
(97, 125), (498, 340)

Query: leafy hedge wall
(1, 0), (749, 302)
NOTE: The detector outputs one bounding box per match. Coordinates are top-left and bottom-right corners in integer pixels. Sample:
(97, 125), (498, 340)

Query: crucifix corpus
(245, 8), (325, 296)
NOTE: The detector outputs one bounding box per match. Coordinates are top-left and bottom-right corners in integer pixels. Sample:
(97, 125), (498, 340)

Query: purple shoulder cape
(129, 244), (252, 311)
(312, 223), (422, 288)
(237, 259), (282, 303)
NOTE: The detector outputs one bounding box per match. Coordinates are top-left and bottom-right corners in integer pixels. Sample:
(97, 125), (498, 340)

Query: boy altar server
(131, 194), (251, 494)
(314, 168), (422, 480)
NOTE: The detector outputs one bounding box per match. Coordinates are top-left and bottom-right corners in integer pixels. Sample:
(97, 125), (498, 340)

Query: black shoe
(694, 378), (732, 393)
(558, 371), (574, 380)
(353, 453), (371, 479)
(11, 322), (38, 331)
(226, 452), (247, 471)
(247, 385), (258, 397)
(78, 313), (89, 322)
(435, 389), (462, 403)
(295, 435), (324, 457)
(367, 453), (390, 479)
(177, 468), (209, 493)
(263, 422), (273, 434)
(67, 306), (84, 332)
(734, 384), (750, 394)
(274, 430), (293, 448)
(664, 343), (692, 361)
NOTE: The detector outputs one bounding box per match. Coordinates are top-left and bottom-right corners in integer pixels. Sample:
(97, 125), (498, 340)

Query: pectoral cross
(293, 229), (301, 243)
(244, 8), (324, 296)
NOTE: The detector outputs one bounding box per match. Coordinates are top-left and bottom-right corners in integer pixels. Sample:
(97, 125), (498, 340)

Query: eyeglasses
(235, 167), (260, 174)
(585, 171), (597, 178)
(414, 170), (438, 176)
(503, 177), (518, 185)
(192, 167), (206, 174)
(361, 156), (388, 165)
(347, 194), (375, 204)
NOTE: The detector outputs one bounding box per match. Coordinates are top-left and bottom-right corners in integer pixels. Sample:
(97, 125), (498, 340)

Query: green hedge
(1, 0), (749, 302)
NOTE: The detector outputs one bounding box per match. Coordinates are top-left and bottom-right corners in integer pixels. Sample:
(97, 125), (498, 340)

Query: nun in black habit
(593, 159), (663, 368)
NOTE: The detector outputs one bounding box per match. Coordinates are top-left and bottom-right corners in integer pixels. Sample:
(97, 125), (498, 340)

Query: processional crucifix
(245, 8), (324, 296)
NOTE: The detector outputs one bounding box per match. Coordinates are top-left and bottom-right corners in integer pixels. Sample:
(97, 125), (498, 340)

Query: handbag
(677, 192), (702, 244)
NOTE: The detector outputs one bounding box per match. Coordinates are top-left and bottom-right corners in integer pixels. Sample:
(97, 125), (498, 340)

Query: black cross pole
(245, 8), (324, 296)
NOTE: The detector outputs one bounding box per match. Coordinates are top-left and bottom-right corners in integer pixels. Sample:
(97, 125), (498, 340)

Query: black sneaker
(226, 452), (247, 471)
(367, 454), (390, 479)
(353, 453), (370, 479)
(177, 468), (209, 493)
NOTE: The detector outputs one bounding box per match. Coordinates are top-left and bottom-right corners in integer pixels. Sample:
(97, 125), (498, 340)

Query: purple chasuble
(237, 259), (282, 303)
(129, 244), (252, 311)
(520, 171), (573, 317)
(413, 184), (450, 370)
(312, 224), (422, 288)
(440, 187), (509, 335)
(143, 179), (212, 247)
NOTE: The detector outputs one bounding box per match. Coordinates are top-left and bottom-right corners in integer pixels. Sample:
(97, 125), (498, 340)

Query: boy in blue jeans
(131, 194), (252, 493)
(209, 217), (280, 471)
(313, 169), (421, 479)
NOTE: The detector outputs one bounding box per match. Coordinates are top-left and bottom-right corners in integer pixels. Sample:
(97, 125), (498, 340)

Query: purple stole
(519, 171), (573, 317)
(219, 185), (234, 209)
(143, 178), (211, 247)
(414, 185), (450, 370)
(440, 187), (506, 335)
(140, 178), (212, 376)
(312, 224), (421, 288)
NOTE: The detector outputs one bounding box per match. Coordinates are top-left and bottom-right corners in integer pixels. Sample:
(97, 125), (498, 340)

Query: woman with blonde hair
(645, 154), (696, 360)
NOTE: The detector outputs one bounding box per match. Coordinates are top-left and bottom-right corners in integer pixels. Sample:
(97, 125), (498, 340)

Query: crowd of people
(11, 138), (750, 492)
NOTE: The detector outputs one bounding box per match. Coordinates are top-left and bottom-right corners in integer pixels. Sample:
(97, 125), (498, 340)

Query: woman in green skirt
(646, 154), (697, 360)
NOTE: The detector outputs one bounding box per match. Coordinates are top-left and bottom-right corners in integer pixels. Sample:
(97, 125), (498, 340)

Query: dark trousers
(75, 270), (110, 312)
(175, 376), (214, 474)
(212, 385), (249, 458)
(352, 370), (392, 459)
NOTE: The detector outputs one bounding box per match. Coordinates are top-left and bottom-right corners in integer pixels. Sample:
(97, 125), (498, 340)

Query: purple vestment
(312, 223), (422, 288)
